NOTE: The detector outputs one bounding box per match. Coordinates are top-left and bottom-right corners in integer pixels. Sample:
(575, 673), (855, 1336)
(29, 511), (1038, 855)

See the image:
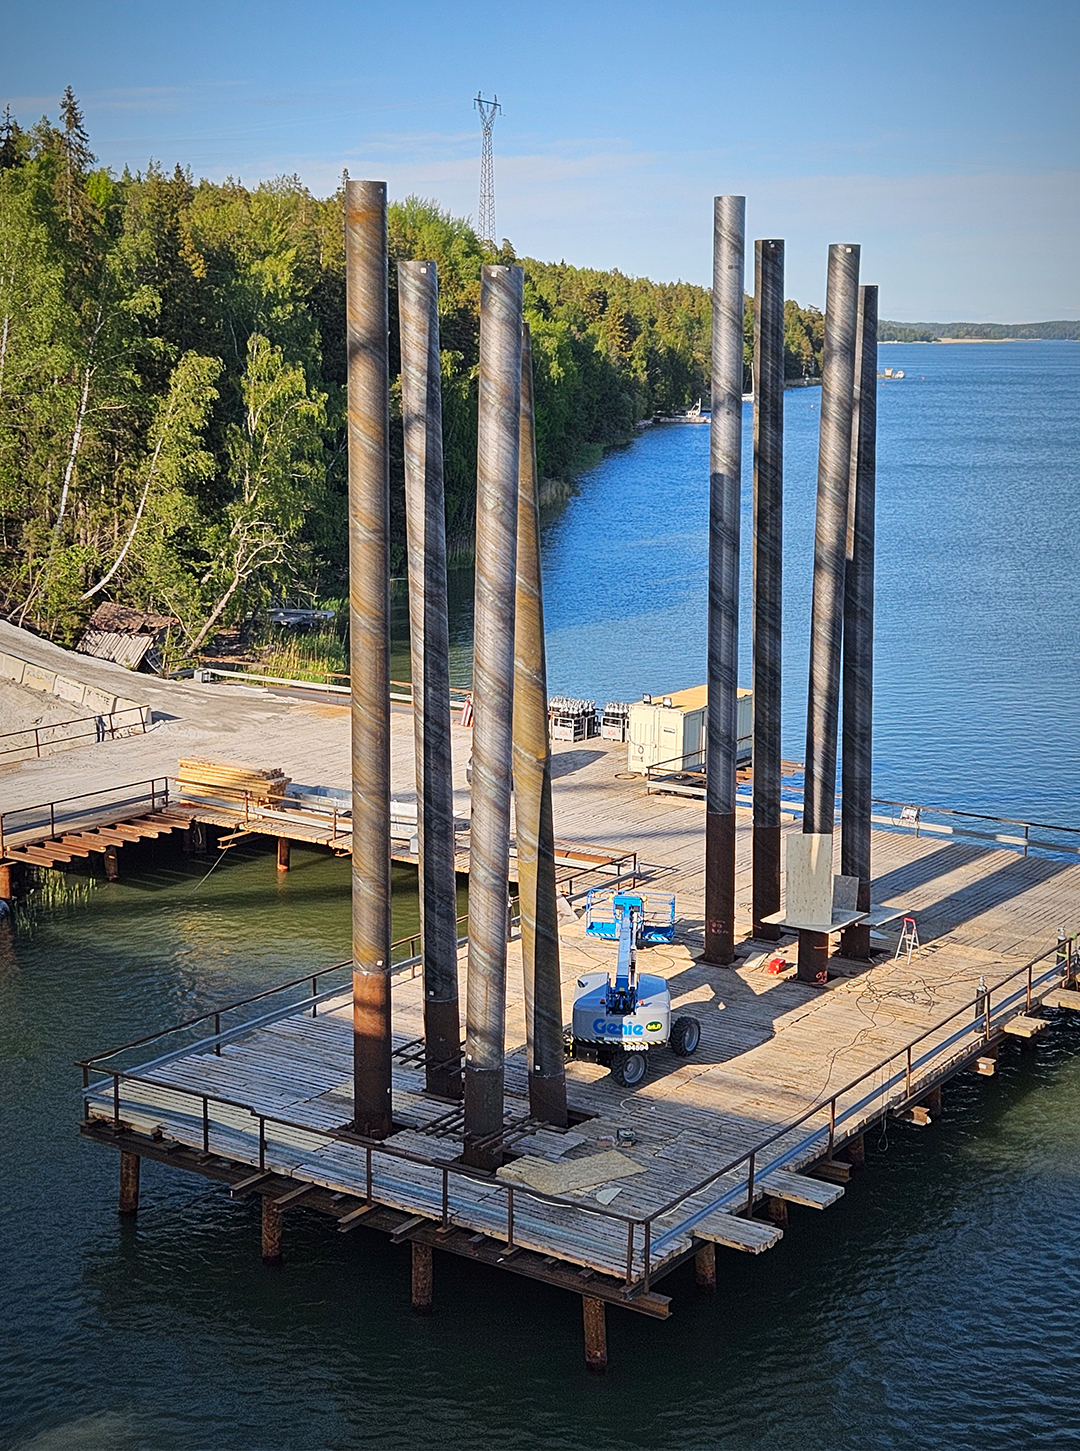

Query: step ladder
(895, 916), (919, 964)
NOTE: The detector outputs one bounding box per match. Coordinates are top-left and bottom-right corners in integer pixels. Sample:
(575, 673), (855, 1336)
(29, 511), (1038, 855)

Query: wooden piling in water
(582, 1295), (608, 1373)
(694, 1241), (716, 1293)
(276, 837), (291, 873)
(118, 1152), (140, 1215)
(261, 1197), (283, 1265)
(411, 1241), (434, 1314)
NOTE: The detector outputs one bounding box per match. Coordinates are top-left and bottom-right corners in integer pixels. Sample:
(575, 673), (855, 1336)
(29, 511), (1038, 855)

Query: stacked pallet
(176, 758), (290, 804)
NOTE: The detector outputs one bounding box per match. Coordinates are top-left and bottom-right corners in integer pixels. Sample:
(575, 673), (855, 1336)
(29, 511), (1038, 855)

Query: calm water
(540, 341), (1080, 824)
(4, 342), (1080, 1450)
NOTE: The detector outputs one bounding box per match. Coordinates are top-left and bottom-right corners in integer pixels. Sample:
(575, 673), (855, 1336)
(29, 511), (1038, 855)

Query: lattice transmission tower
(474, 93), (501, 249)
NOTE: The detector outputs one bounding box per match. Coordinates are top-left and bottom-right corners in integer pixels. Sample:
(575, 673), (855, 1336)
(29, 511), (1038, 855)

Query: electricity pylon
(474, 93), (501, 249)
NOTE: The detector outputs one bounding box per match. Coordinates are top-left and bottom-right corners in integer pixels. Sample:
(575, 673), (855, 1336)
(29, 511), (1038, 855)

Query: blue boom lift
(569, 891), (701, 1086)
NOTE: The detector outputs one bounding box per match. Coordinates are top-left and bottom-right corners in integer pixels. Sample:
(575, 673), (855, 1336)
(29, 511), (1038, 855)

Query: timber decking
(82, 889), (1078, 1296)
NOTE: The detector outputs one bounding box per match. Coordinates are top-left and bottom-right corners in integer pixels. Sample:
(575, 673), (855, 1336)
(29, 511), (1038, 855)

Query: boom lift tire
(610, 1051), (648, 1087)
(670, 1016), (701, 1057)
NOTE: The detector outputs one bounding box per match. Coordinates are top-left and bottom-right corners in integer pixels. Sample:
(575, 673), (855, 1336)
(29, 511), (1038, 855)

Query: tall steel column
(703, 195), (745, 967)
(346, 180), (393, 1136)
(513, 323), (568, 1128)
(463, 264), (523, 1168)
(799, 244), (861, 984)
(399, 260), (462, 1098)
(840, 284), (878, 960)
(751, 238), (785, 941)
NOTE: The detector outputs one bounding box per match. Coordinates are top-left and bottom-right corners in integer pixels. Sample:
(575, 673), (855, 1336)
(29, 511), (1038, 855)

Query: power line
(474, 93), (501, 249)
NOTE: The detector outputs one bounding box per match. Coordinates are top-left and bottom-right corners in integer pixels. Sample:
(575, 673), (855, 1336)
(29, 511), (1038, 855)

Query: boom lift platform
(569, 891), (701, 1086)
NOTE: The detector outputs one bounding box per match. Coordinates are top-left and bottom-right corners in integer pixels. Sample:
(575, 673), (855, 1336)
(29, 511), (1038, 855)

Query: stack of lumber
(176, 758), (290, 804)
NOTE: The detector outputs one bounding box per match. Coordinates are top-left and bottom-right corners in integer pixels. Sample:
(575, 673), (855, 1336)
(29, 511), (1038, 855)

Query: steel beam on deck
(799, 244), (860, 983)
(346, 179), (393, 1136)
(463, 265), (523, 1168)
(513, 323), (568, 1127)
(751, 238), (785, 940)
(703, 194), (745, 967)
(399, 259), (462, 1097)
(840, 285), (879, 960)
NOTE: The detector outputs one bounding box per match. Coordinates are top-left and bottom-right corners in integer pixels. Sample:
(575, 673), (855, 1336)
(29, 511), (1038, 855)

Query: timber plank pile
(175, 758), (291, 805)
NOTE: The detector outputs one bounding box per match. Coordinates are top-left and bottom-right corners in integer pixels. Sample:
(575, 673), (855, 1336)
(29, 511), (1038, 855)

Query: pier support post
(400, 259), (462, 1101)
(513, 324), (568, 1127)
(763, 1194), (789, 1229)
(924, 1084), (942, 1118)
(694, 1241), (717, 1293)
(261, 1197), (283, 1265)
(842, 1133), (866, 1170)
(798, 243), (860, 984)
(104, 845), (120, 882)
(751, 238), (785, 941)
(582, 1296), (608, 1373)
(840, 286), (879, 961)
(118, 1152), (140, 1216)
(345, 179), (393, 1140)
(0, 862), (12, 901)
(702, 195), (745, 968)
(411, 1241), (434, 1314)
(463, 265), (523, 1169)
(276, 837), (291, 873)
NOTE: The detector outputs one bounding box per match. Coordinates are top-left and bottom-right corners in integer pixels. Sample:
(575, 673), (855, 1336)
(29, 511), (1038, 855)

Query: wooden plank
(757, 1168), (844, 1209)
(693, 1214), (783, 1254)
(1003, 1014), (1049, 1038)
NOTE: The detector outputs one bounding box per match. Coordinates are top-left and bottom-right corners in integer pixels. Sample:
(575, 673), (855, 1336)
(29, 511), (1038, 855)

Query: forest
(0, 93), (826, 653)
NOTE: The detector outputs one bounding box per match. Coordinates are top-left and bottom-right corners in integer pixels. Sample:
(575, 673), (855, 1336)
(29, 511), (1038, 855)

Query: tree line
(0, 94), (826, 651)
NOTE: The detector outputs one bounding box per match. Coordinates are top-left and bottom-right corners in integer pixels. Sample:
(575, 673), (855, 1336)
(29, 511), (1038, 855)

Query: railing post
(258, 1116), (265, 1171)
(745, 1150), (756, 1216)
(643, 1220), (652, 1292)
(50, 803), (55, 838)
(35, 728), (40, 758)
(506, 1185), (515, 1250)
(311, 976), (318, 1018)
(202, 1097), (209, 1153)
(828, 1099), (836, 1157)
(906, 1045), (912, 1097)
(1024, 824), (1029, 858)
(112, 1074), (120, 1126)
(1026, 962), (1033, 1012)
(441, 1166), (449, 1231)
(625, 1221), (635, 1284)
(366, 1145), (373, 1205)
(214, 1012), (221, 1056)
(984, 986), (992, 1042)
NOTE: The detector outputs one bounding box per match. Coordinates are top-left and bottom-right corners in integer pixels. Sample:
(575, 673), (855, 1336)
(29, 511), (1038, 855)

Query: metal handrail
(0, 706), (149, 759)
(80, 930), (1078, 1292)
(0, 777), (170, 858)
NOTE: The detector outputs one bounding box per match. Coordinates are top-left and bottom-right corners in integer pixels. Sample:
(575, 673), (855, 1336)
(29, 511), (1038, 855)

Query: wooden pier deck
(81, 782), (1080, 1324)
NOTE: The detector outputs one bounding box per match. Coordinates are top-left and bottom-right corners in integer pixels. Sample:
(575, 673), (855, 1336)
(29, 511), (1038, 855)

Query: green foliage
(0, 94), (828, 647)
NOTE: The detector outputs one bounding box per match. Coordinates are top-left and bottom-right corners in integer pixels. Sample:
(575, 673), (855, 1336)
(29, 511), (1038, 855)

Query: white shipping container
(627, 685), (752, 774)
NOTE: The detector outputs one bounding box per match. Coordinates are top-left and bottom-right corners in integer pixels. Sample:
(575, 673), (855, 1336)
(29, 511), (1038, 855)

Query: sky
(2, 0), (1078, 321)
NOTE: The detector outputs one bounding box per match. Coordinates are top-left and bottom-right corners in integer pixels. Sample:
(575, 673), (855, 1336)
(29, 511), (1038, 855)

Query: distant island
(879, 320), (1080, 342)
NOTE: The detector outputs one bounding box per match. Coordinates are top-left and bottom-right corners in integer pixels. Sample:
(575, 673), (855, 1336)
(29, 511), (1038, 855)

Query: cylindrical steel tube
(463, 264), (523, 1167)
(799, 243), (860, 984)
(839, 284), (878, 960)
(399, 259), (462, 1097)
(751, 238), (785, 941)
(704, 195), (745, 966)
(346, 179), (393, 1136)
(513, 324), (568, 1127)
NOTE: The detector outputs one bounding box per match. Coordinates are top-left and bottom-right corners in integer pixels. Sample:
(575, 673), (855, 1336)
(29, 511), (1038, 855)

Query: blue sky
(2, 0), (1077, 320)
